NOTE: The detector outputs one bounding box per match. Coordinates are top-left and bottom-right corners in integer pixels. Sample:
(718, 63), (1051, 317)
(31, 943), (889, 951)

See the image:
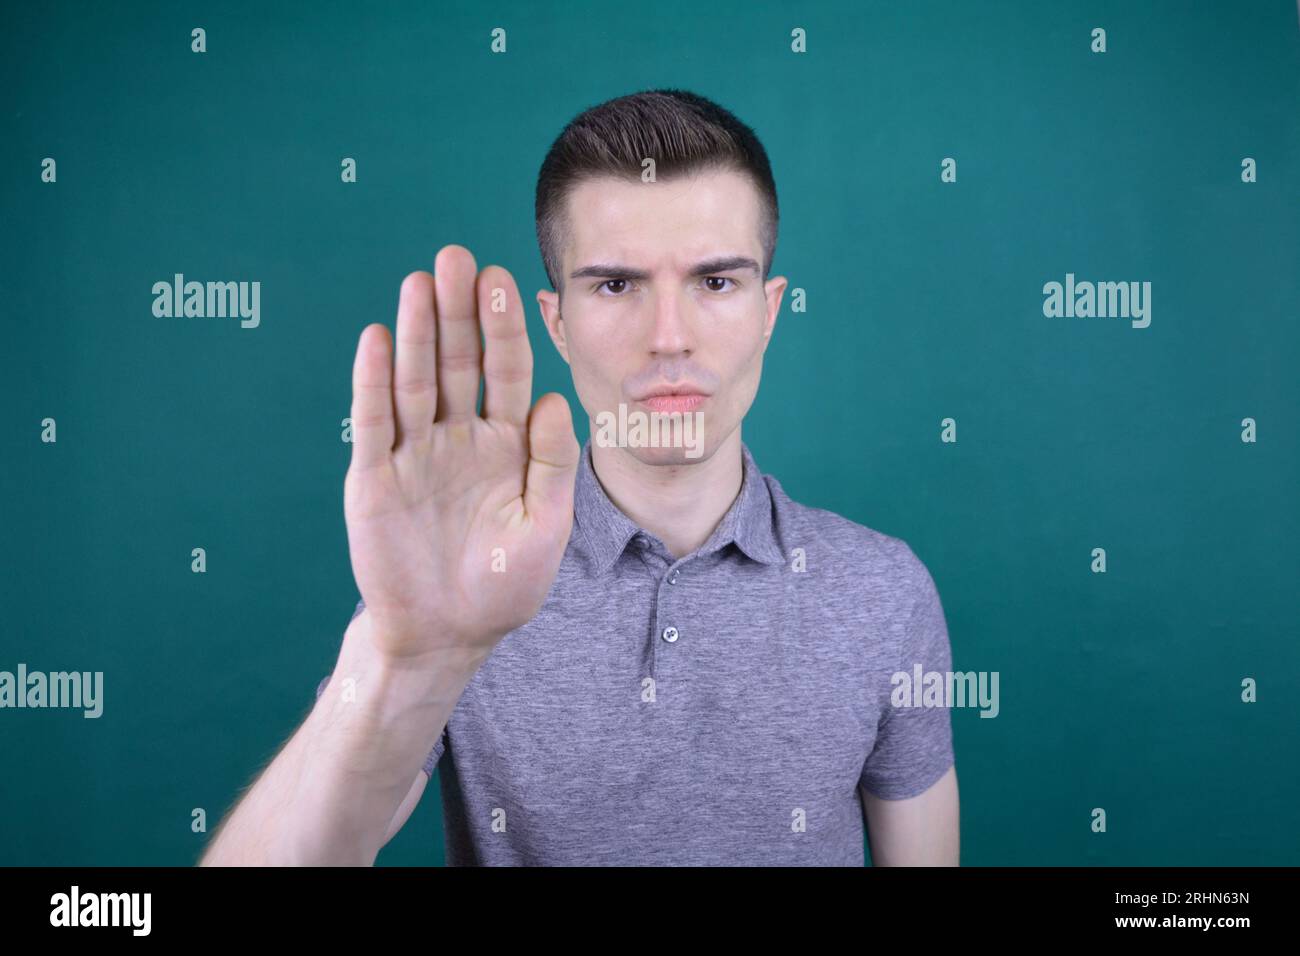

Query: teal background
(2, 0), (1298, 866)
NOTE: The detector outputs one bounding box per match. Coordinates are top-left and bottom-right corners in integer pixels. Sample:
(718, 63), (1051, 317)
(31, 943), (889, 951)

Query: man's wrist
(344, 609), (495, 683)
(295, 612), (488, 853)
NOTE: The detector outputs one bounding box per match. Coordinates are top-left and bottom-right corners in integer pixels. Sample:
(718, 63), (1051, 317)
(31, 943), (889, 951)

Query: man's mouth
(639, 394), (707, 413)
(635, 388), (710, 413)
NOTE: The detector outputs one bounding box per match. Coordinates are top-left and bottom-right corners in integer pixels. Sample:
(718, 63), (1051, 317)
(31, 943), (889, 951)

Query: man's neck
(588, 429), (745, 561)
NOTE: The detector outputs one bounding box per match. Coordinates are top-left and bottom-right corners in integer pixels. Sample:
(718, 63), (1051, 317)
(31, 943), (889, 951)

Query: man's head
(534, 89), (786, 466)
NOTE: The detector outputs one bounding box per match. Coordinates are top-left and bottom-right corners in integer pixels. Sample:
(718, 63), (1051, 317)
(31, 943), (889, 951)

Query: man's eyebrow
(688, 256), (761, 277)
(569, 256), (761, 281)
(569, 263), (652, 281)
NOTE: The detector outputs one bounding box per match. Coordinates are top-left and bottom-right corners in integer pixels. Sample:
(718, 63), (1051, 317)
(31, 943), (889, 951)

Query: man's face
(536, 167), (786, 466)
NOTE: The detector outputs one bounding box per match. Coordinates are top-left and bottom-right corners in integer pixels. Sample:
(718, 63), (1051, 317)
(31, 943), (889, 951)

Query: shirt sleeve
(859, 546), (956, 800)
(313, 598), (448, 777)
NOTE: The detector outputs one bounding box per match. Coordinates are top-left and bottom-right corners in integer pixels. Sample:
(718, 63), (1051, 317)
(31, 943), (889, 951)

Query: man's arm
(859, 542), (959, 865)
(861, 765), (960, 866)
(381, 767), (428, 846)
(199, 247), (579, 866)
(200, 611), (484, 866)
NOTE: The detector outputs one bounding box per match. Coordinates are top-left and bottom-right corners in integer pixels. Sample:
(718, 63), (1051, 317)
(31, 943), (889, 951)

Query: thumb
(524, 391), (580, 521)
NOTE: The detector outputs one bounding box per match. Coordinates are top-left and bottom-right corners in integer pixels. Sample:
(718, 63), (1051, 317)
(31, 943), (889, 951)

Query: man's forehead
(562, 168), (762, 265)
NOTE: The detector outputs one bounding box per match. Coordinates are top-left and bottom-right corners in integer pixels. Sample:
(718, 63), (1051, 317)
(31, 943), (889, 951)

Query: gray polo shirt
(316, 439), (954, 865)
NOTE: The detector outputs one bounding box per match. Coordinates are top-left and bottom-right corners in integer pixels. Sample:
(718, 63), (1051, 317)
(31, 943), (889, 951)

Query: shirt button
(669, 570), (679, 584)
(661, 626), (679, 643)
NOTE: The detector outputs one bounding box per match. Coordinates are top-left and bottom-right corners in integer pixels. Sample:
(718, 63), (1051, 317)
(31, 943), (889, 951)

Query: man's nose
(646, 288), (694, 356)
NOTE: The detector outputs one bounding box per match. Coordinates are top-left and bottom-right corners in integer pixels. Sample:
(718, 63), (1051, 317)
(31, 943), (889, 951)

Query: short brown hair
(535, 89), (779, 293)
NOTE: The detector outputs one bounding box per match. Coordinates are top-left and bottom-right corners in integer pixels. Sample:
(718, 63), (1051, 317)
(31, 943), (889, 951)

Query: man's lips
(638, 393), (708, 413)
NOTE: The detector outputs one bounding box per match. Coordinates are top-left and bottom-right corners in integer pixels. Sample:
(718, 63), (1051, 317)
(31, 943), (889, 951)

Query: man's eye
(703, 276), (736, 293)
(598, 279), (630, 296)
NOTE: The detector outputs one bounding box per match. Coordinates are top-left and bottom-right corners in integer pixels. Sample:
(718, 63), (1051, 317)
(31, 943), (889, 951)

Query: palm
(343, 246), (578, 659)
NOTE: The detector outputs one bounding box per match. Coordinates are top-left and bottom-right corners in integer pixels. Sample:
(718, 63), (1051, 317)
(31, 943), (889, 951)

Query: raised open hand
(343, 245), (579, 662)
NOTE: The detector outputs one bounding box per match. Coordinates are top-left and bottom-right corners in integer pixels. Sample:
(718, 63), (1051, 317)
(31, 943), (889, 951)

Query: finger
(477, 265), (532, 427)
(350, 323), (395, 470)
(524, 392), (580, 521)
(393, 271), (438, 445)
(432, 245), (482, 423)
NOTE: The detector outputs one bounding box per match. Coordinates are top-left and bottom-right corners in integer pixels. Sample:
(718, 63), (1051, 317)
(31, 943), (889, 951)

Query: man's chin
(623, 444), (710, 466)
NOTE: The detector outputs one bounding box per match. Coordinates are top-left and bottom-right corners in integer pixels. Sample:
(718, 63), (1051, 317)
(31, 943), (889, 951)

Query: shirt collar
(574, 438), (785, 574)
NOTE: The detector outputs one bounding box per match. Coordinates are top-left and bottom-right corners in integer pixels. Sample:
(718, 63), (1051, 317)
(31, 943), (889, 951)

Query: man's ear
(761, 275), (787, 351)
(536, 287), (570, 365)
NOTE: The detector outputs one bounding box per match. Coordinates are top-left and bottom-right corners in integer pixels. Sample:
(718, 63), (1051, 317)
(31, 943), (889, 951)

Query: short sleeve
(313, 597), (448, 777)
(859, 548), (956, 800)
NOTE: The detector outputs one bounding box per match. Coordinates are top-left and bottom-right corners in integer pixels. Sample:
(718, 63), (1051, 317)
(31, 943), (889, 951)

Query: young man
(201, 89), (959, 867)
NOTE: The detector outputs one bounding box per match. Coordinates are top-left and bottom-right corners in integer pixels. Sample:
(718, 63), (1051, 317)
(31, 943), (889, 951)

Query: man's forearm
(200, 613), (488, 866)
